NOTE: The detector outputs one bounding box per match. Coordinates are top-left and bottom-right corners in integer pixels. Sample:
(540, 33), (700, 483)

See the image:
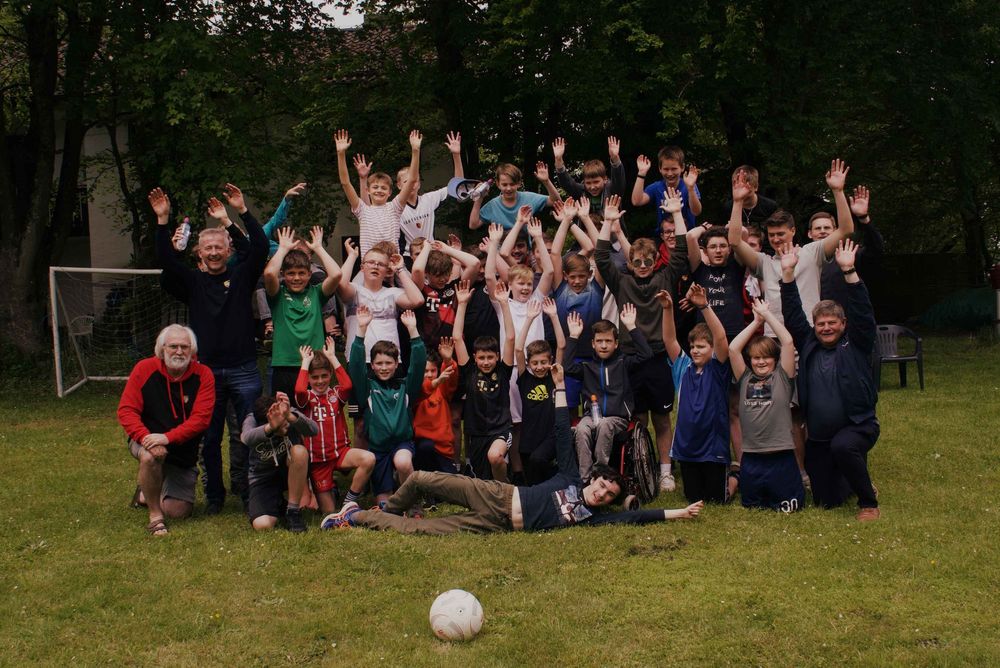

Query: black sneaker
(205, 500), (224, 516)
(285, 508), (307, 533)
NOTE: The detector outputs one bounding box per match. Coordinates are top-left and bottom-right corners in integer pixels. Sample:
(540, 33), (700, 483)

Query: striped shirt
(294, 366), (353, 462)
(355, 197), (405, 256)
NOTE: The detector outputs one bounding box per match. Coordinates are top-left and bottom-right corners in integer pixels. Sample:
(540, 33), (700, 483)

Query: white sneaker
(659, 472), (676, 493)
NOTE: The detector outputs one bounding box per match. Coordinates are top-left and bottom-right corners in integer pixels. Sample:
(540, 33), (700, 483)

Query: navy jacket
(781, 279), (878, 424)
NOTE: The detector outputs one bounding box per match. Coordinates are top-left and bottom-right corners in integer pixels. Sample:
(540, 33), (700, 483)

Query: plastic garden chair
(873, 325), (924, 390)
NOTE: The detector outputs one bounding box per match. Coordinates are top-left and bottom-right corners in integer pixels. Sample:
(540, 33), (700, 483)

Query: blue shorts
(371, 442), (416, 495)
(740, 450), (805, 513)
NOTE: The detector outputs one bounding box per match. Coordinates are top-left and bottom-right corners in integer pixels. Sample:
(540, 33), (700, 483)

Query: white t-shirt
(344, 283), (404, 362)
(354, 197), (405, 256)
(754, 240), (827, 335)
(400, 188), (448, 253)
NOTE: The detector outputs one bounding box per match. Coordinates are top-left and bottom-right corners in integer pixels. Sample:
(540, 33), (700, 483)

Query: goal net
(49, 267), (188, 397)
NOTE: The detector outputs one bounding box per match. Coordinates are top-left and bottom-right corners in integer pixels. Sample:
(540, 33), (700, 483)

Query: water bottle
(589, 394), (601, 424)
(469, 179), (493, 201)
(176, 217), (191, 250)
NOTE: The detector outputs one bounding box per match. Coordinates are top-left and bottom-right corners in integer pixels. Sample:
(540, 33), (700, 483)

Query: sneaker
(204, 500), (224, 516)
(857, 507), (881, 522)
(321, 501), (360, 530)
(285, 508), (307, 533)
(659, 472), (676, 493)
(801, 471), (812, 492)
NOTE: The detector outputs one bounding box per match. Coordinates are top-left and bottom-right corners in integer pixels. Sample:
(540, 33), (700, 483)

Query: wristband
(637, 174), (646, 180)
(696, 304), (708, 311)
(841, 268), (857, 276)
(553, 388), (566, 393)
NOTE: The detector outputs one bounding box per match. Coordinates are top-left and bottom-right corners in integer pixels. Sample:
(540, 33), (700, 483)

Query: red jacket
(295, 366), (352, 462)
(117, 356), (215, 468)
(412, 359), (459, 457)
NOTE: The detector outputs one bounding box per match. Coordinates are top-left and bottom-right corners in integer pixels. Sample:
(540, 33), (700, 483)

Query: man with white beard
(117, 325), (215, 536)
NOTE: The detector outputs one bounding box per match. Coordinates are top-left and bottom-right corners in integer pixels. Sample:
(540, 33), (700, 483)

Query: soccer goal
(49, 267), (188, 397)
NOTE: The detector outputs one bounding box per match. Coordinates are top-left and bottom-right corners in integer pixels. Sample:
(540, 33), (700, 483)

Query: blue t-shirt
(553, 279), (604, 359)
(669, 352), (731, 464)
(480, 191), (549, 229)
(644, 180), (700, 231)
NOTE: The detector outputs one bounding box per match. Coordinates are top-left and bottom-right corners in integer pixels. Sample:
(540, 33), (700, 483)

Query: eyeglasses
(660, 229), (676, 238)
(363, 260), (389, 269)
(630, 257), (655, 268)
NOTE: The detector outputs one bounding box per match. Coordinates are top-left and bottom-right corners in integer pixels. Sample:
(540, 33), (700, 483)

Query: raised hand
(437, 364), (455, 382)
(305, 225), (324, 252)
(608, 136), (620, 163)
(849, 185), (870, 219)
(266, 401), (285, 432)
(447, 233), (462, 249)
(534, 161), (550, 182)
(323, 336), (337, 361)
(148, 187), (171, 220)
(455, 279), (472, 304)
(389, 253), (405, 272)
(603, 194), (625, 222)
(400, 309), (417, 329)
(206, 197), (229, 222)
(567, 311), (584, 338)
(655, 289), (673, 310)
(750, 298), (770, 321)
(343, 238), (358, 257)
(356, 304), (373, 329)
(777, 242), (799, 273)
(334, 129), (352, 153)
(526, 217), (543, 238)
(223, 183), (246, 212)
(562, 197), (578, 221)
(171, 226), (185, 251)
(276, 226), (297, 251)
(488, 222), (505, 246)
(683, 164), (700, 188)
(825, 158), (850, 192)
(578, 196), (591, 220)
(660, 188), (682, 214)
(275, 392), (292, 419)
(835, 238), (858, 270)
(285, 182), (307, 200)
(551, 362), (564, 385)
(619, 302), (637, 329)
(478, 237), (490, 253)
(492, 280), (509, 302)
(299, 345), (314, 365)
(352, 154), (372, 178)
(526, 299), (542, 320)
(551, 197), (565, 222)
(732, 170), (751, 202)
(636, 154), (651, 176)
(445, 131), (461, 154)
(438, 336), (455, 360)
(541, 296), (558, 318)
(686, 283), (707, 309)
(552, 137), (566, 161)
(409, 129), (423, 150)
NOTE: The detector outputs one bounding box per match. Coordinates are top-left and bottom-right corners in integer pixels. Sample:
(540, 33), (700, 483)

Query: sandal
(130, 485), (146, 509)
(146, 518), (169, 536)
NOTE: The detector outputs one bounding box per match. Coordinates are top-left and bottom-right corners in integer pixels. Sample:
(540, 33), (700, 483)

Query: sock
(287, 502), (300, 512)
(345, 489), (360, 504)
(660, 464), (672, 477)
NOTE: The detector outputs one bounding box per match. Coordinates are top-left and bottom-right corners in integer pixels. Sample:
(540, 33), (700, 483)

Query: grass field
(1, 335), (998, 667)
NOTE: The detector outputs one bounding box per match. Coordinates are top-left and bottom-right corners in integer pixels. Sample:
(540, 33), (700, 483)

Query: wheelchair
(608, 420), (659, 510)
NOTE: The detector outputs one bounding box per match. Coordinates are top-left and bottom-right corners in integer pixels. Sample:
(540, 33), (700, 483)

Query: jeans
(202, 360), (262, 506)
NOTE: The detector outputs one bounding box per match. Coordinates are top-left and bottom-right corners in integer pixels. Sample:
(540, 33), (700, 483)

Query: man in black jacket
(779, 239), (881, 522)
(150, 184), (268, 514)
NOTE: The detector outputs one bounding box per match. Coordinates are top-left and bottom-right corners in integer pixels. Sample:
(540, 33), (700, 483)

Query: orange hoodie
(412, 359), (459, 457)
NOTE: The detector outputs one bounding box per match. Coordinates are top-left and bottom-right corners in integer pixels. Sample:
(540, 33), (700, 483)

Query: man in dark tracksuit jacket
(322, 365), (703, 534)
(118, 324), (215, 535)
(781, 242), (880, 521)
(151, 185), (268, 514)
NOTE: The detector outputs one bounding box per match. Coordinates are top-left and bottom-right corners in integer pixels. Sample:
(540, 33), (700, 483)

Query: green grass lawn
(1, 335), (998, 666)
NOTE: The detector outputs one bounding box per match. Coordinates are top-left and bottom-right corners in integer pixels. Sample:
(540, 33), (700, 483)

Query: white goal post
(49, 266), (188, 397)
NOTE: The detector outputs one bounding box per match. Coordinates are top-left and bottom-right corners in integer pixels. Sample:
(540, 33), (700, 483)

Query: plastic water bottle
(469, 179), (493, 201)
(176, 217), (191, 250)
(589, 394), (601, 424)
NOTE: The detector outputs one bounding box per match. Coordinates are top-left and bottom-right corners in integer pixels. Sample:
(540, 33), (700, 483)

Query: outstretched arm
(336, 238), (359, 303)
(656, 290), (682, 363)
(822, 158), (855, 258)
(334, 130), (361, 210)
(391, 253), (425, 308)
(264, 227), (296, 297)
(728, 171), (758, 270)
(484, 223), (505, 297)
(398, 130), (423, 203)
(515, 300), (541, 375)
(528, 217), (555, 296)
(452, 280), (472, 365)
(304, 226), (343, 298)
(542, 297), (566, 365)
(445, 131), (464, 179)
(493, 281), (516, 366)
(684, 165), (702, 216)
(728, 313), (762, 379)
(631, 155), (652, 206)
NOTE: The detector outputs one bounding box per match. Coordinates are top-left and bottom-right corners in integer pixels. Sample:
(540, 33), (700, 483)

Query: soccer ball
(429, 589), (484, 641)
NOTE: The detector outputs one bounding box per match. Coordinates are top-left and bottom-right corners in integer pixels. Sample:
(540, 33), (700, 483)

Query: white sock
(660, 464), (672, 477)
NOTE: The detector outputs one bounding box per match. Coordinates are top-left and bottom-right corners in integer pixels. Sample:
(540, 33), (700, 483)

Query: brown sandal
(146, 518), (169, 536)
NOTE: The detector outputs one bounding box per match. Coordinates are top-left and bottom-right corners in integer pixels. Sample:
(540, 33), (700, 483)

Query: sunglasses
(630, 257), (655, 268)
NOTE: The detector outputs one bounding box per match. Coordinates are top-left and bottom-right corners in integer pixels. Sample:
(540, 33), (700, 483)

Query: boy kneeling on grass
(322, 363), (703, 534)
(241, 392), (318, 533)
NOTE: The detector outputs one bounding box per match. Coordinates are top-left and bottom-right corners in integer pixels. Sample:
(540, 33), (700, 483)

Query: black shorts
(248, 466), (287, 521)
(371, 442), (416, 495)
(631, 350), (674, 415)
(467, 432), (512, 480)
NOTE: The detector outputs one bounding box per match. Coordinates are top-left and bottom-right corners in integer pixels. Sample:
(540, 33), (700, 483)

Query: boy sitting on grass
(514, 298), (566, 484)
(264, 226), (343, 398)
(323, 363), (704, 534)
(728, 300), (805, 512)
(241, 392), (318, 533)
(564, 304), (651, 482)
(412, 338), (461, 477)
(659, 284), (732, 504)
(347, 306), (427, 507)
(294, 339), (375, 515)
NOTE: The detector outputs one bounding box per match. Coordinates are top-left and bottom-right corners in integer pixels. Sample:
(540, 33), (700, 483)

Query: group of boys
(120, 128), (883, 537)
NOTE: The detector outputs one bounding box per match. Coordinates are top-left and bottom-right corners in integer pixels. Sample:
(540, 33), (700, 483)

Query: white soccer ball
(429, 589), (484, 641)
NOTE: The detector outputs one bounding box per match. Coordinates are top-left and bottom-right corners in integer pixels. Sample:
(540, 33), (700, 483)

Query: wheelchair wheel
(631, 424), (659, 503)
(623, 494), (640, 511)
